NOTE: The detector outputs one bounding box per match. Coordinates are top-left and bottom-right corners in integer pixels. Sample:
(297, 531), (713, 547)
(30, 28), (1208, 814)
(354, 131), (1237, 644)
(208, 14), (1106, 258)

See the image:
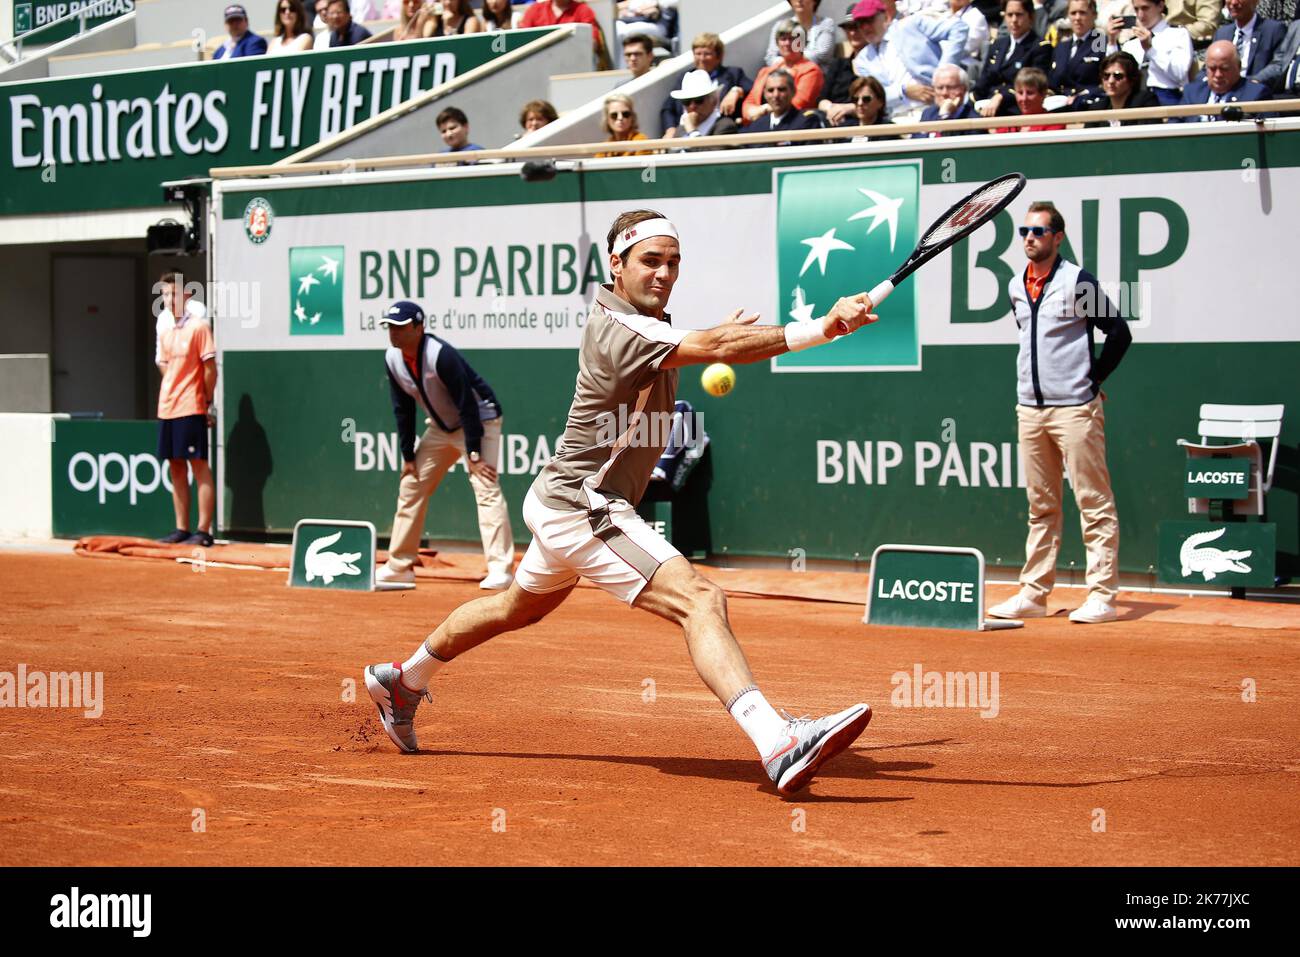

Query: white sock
(726, 686), (787, 759)
(400, 641), (448, 690)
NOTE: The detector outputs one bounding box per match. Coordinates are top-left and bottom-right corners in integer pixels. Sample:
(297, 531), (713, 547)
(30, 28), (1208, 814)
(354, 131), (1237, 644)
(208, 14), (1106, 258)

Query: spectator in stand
(821, 2), (878, 126)
(483, 0), (522, 31)
(430, 0), (483, 35)
(622, 33), (656, 81)
(393, 0), (433, 39)
(595, 93), (654, 156)
(993, 66), (1070, 128)
(659, 33), (750, 137)
(437, 106), (484, 162)
(615, 1), (680, 48)
(519, 98), (559, 133)
(1256, 19), (1300, 97)
(1070, 50), (1162, 123)
(976, 0), (1054, 115)
(839, 75), (898, 138)
(1105, 0), (1193, 105)
(326, 0), (373, 45)
(1173, 38), (1273, 117)
(269, 0), (314, 53)
(853, 0), (936, 115)
(664, 70), (741, 143)
(1099, 1), (1137, 47)
(765, 0), (840, 67)
(915, 62), (982, 132)
(214, 4), (268, 58)
(1211, 0), (1286, 81)
(949, 0), (991, 74)
(1164, 0), (1223, 44)
(743, 69), (826, 142)
(890, 5), (972, 90)
(314, 0), (373, 30)
(520, 0), (607, 57)
(744, 19), (826, 123)
(1050, 0), (1106, 98)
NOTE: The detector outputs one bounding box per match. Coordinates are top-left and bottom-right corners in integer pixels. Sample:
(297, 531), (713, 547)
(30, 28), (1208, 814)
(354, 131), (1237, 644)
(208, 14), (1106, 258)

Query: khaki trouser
(386, 418), (514, 577)
(1016, 396), (1120, 602)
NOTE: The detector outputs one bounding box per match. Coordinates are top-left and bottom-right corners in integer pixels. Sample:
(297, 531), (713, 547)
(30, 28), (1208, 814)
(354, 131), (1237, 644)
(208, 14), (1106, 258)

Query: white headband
(612, 218), (679, 257)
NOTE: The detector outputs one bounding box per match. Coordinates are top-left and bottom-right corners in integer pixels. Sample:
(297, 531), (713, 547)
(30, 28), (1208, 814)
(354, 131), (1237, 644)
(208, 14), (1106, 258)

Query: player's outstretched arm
(661, 294), (877, 369)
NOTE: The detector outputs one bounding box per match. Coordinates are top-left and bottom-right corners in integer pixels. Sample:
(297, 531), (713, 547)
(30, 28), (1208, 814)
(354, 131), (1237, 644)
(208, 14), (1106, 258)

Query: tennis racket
(835, 172), (1027, 334)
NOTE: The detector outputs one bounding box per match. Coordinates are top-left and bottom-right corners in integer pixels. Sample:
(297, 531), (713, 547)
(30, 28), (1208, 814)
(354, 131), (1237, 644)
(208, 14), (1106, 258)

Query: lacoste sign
(1157, 521), (1276, 588)
(1184, 458), (1250, 500)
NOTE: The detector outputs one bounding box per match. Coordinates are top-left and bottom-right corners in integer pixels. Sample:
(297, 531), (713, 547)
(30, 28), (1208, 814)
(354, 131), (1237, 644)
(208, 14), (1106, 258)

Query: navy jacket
(1255, 19), (1300, 94)
(213, 31), (267, 59)
(914, 99), (981, 136)
(743, 109), (824, 142)
(386, 334), (501, 460)
(974, 30), (1053, 106)
(1048, 29), (1105, 95)
(659, 65), (752, 133)
(1212, 17), (1288, 79)
(329, 20), (372, 46)
(1173, 77), (1273, 121)
(1071, 86), (1162, 126)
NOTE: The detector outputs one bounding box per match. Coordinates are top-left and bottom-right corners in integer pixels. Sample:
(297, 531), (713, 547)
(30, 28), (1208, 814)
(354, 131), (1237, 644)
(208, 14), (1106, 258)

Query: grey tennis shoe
(763, 703), (872, 796)
(365, 663), (430, 753)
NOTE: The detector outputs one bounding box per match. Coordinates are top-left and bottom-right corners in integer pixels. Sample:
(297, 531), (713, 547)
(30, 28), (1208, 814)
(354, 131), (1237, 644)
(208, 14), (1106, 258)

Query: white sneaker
(376, 565), (416, 585)
(479, 570), (514, 590)
(986, 591), (1047, 619)
(1069, 596), (1118, 623)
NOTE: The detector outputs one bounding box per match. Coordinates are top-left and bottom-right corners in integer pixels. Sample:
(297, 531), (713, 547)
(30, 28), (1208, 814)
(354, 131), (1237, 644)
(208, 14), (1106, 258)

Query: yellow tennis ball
(701, 363), (735, 397)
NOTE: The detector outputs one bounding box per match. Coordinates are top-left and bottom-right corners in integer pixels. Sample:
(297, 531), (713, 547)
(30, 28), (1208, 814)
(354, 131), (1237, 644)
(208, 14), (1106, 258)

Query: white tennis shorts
(515, 488), (681, 605)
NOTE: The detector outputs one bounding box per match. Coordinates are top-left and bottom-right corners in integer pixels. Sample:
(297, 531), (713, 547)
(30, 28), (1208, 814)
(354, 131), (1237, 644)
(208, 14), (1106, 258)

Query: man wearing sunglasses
(664, 70), (740, 142)
(989, 203), (1132, 625)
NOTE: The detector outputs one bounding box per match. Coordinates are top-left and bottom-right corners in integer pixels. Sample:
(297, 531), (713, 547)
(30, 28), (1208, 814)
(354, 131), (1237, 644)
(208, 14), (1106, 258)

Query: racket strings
(920, 176), (1023, 250)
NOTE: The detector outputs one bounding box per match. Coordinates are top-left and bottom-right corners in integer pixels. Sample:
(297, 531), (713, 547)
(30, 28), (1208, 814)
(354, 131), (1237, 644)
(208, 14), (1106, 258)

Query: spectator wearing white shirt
(853, 0), (936, 113)
(949, 0), (990, 73)
(1211, 0), (1288, 81)
(269, 0), (315, 53)
(664, 70), (741, 145)
(1107, 0), (1194, 104)
(482, 0), (523, 31)
(766, 0), (840, 67)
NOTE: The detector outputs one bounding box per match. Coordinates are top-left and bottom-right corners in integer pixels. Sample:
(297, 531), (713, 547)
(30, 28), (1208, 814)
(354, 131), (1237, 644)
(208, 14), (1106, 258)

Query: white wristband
(784, 319), (834, 352)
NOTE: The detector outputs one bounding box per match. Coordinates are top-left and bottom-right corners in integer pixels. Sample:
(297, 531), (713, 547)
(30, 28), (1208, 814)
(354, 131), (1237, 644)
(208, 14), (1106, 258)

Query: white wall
(0, 413), (65, 539)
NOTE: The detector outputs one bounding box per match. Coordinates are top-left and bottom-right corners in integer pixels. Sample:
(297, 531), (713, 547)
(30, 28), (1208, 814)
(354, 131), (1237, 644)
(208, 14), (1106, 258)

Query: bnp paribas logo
(289, 246), (344, 336)
(773, 161), (920, 372)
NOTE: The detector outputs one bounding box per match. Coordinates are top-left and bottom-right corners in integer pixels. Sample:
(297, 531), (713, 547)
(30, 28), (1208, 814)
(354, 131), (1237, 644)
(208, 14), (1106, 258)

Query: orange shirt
(1025, 261), (1054, 302)
(743, 60), (825, 120)
(595, 132), (653, 158)
(157, 314), (216, 420)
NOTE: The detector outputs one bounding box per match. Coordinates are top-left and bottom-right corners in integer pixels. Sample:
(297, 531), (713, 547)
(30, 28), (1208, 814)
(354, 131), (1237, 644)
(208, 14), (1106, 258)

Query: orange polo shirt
(744, 60), (825, 119)
(157, 313), (216, 420)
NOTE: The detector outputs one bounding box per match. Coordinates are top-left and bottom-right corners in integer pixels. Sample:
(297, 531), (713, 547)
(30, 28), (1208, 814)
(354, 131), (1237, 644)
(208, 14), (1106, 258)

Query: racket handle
(835, 280), (896, 336)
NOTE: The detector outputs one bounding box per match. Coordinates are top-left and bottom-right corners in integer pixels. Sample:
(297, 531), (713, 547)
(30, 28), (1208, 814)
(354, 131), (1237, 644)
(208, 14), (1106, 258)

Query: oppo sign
(66, 451), (187, 505)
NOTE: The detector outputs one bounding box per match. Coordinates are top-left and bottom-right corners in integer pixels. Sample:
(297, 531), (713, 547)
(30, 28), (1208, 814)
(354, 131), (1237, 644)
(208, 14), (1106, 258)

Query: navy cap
(224, 4), (248, 21)
(379, 300), (425, 327)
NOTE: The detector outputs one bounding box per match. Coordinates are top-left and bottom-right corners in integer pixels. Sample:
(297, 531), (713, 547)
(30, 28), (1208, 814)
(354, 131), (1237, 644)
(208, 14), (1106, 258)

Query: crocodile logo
(1179, 527), (1253, 581)
(304, 531), (362, 584)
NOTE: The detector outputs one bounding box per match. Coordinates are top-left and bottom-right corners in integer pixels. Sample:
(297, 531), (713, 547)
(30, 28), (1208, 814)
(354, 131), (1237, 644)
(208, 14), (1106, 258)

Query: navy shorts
(157, 414), (209, 461)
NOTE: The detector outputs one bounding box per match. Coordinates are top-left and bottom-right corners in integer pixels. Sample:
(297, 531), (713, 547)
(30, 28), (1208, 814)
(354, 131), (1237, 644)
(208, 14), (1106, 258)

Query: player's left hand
(824, 293), (878, 338)
(726, 308), (759, 325)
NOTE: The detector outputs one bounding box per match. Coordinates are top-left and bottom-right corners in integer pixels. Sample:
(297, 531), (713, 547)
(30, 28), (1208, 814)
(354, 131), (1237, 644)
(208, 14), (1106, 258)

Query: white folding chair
(1177, 403), (1285, 516)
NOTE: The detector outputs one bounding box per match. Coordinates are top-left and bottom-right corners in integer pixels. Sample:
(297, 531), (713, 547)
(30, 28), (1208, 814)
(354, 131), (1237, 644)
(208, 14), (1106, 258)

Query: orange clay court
(1, 545), (1298, 867)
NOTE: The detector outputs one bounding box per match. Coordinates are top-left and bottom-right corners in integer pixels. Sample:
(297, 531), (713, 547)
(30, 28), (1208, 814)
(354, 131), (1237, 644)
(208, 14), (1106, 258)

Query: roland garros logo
(244, 197), (274, 245)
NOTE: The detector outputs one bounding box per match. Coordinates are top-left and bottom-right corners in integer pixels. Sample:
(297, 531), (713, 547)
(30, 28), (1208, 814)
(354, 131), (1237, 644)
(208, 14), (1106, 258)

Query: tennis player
(365, 210), (878, 796)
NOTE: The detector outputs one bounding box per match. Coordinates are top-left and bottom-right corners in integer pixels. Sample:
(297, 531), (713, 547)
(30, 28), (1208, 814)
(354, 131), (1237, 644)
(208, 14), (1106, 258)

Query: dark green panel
(221, 342), (1300, 578)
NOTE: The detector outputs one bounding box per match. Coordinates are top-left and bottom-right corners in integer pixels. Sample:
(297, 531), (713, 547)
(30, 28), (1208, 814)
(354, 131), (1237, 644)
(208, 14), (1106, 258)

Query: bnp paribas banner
(13, 1), (134, 44)
(212, 133), (1300, 574)
(0, 27), (556, 216)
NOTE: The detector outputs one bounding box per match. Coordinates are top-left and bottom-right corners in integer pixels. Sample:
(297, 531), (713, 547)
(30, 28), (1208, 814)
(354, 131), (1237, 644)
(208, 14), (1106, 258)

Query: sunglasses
(1102, 71), (1129, 81)
(853, 94), (876, 104)
(608, 110), (632, 120)
(1018, 226), (1056, 237)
